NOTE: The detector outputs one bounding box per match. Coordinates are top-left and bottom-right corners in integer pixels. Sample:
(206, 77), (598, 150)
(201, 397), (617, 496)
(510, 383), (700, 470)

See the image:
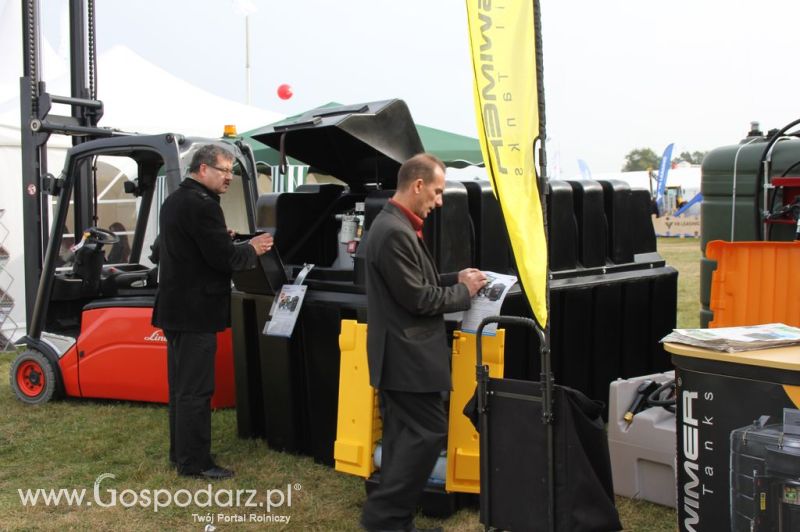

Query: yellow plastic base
(333, 320), (506, 494)
(445, 330), (505, 493)
(334, 320), (381, 478)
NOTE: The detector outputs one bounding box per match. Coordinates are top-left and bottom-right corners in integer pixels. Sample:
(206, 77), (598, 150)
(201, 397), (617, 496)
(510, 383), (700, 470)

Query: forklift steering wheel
(88, 227), (120, 245)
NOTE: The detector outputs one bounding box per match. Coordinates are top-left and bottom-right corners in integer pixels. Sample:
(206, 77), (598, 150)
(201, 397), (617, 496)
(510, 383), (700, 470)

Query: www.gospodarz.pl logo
(18, 473), (300, 514)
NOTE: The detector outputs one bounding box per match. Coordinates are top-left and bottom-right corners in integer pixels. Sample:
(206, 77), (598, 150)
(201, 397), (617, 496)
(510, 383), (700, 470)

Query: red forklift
(9, 0), (264, 407)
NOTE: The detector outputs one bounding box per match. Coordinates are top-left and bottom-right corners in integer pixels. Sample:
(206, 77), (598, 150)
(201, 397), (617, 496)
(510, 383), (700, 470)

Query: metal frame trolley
(475, 316), (622, 532)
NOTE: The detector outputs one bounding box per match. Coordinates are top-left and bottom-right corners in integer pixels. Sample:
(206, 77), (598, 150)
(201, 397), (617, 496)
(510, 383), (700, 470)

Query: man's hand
(458, 268), (487, 297)
(249, 233), (274, 256)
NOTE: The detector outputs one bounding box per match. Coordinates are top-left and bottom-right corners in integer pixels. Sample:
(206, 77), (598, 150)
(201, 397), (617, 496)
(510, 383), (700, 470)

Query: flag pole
(245, 14), (251, 105)
(532, 1), (555, 529)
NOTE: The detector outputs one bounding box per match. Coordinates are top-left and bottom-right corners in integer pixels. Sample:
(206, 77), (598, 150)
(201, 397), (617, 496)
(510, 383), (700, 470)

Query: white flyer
(661, 322), (800, 352)
(460, 272), (518, 335)
(264, 284), (307, 338)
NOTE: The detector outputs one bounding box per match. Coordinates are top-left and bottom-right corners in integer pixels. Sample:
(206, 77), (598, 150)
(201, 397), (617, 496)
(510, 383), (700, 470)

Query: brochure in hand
(461, 272), (518, 335)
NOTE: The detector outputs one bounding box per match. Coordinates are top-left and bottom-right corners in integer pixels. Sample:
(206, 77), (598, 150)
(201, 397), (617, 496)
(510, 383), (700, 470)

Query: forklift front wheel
(9, 350), (59, 405)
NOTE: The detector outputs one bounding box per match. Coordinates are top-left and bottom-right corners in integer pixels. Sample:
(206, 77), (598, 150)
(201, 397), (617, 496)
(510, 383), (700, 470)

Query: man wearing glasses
(153, 144), (274, 479)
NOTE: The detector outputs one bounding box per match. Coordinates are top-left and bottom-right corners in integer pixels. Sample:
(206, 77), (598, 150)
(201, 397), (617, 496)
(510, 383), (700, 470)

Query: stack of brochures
(661, 323), (800, 352)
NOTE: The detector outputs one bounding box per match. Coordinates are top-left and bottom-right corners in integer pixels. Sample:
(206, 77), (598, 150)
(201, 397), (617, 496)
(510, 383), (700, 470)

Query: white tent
(592, 166), (702, 199)
(0, 1), (283, 340)
(0, 0), (69, 103)
(592, 166), (703, 215)
(0, 44), (283, 137)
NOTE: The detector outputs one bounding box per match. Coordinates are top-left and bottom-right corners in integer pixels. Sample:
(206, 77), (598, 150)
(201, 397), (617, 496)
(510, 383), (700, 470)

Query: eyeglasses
(206, 163), (234, 177)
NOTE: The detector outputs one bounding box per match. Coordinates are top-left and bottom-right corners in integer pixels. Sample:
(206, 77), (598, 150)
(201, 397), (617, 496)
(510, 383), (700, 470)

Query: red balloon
(277, 83), (293, 100)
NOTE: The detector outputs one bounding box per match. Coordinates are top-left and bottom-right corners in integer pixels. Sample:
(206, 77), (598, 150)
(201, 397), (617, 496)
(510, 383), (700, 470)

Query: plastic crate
(707, 240), (800, 328)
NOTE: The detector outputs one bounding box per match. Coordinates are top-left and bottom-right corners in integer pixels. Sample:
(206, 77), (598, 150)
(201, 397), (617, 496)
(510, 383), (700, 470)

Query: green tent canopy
(415, 124), (483, 167)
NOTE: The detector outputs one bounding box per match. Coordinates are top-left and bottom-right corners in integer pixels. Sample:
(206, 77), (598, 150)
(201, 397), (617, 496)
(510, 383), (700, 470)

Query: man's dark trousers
(361, 389), (447, 531)
(165, 330), (216, 474)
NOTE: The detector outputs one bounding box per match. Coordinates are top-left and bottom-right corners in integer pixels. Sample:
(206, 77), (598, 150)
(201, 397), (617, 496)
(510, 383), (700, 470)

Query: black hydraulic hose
(767, 157), (800, 240)
(779, 159), (800, 178)
(754, 118), (800, 240)
(91, 157), (99, 225)
(766, 158), (800, 240)
(646, 379), (676, 414)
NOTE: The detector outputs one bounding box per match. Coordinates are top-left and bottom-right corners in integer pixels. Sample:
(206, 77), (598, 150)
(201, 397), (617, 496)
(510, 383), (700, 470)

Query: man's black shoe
(180, 466), (235, 480)
(171, 454), (216, 469)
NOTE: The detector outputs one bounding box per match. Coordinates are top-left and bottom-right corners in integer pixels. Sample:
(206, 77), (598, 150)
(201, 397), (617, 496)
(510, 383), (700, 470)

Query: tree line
(622, 148), (707, 172)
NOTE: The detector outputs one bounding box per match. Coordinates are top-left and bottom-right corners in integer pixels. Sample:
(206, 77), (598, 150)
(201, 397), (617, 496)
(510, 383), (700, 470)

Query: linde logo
(144, 330), (167, 343)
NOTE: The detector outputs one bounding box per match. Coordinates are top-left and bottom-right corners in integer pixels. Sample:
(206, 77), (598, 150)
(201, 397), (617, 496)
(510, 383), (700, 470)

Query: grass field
(0, 238), (699, 531)
(658, 237), (702, 330)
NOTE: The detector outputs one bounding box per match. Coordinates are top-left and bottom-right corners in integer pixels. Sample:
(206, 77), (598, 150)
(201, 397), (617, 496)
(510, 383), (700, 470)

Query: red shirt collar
(389, 198), (424, 238)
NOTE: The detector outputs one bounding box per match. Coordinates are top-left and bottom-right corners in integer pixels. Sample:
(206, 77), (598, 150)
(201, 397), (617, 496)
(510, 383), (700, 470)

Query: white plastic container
(607, 371), (677, 508)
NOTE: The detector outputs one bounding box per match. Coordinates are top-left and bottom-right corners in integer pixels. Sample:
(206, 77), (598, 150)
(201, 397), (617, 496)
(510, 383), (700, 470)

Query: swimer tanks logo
(681, 388), (716, 532)
(682, 390), (701, 532)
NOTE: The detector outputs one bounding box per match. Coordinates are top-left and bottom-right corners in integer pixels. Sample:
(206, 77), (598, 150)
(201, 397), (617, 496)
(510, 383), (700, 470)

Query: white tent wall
(593, 166), (702, 214)
(0, 0), (69, 102)
(1, 1), (282, 341)
(1, 44), (283, 137)
(592, 166), (702, 197)
(0, 124), (70, 344)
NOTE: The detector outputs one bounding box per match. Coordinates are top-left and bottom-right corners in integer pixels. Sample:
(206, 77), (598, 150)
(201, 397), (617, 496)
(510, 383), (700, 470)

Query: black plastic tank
(568, 180), (608, 267)
(498, 179), (676, 412)
(547, 180), (578, 271)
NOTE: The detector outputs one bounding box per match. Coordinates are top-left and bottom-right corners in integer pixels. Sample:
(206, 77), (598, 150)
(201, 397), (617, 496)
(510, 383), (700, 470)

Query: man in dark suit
(152, 144), (274, 480)
(361, 153), (486, 532)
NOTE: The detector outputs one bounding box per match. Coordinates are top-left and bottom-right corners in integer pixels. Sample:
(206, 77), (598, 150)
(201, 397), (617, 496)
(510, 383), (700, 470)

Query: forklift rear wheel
(9, 350), (59, 405)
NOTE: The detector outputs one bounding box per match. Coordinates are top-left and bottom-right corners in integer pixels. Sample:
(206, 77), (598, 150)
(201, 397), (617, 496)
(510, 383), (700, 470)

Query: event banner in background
(465, 0), (548, 327)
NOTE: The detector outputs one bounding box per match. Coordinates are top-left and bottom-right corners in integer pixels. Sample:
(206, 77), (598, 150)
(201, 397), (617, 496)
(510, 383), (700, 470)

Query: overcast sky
(23, 0), (800, 175)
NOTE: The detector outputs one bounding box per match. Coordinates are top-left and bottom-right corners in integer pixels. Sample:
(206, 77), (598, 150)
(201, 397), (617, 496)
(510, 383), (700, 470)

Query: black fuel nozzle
(624, 380), (659, 425)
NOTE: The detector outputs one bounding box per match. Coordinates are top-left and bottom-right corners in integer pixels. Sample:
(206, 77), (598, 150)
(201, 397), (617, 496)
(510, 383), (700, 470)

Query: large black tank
(498, 179), (676, 409)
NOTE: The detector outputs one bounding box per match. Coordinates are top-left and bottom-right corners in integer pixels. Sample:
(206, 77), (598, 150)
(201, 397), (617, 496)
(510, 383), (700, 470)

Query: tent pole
(245, 15), (251, 105)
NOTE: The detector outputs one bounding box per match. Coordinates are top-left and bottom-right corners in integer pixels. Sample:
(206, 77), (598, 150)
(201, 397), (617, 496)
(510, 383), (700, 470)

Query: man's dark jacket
(365, 202), (471, 392)
(152, 178), (256, 333)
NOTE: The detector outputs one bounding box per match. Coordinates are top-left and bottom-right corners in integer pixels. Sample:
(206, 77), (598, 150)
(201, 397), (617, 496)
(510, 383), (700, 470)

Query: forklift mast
(18, 1), (263, 344)
(19, 0), (119, 327)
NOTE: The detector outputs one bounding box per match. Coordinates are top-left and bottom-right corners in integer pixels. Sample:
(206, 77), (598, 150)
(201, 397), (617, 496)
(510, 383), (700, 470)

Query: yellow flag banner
(466, 1), (548, 326)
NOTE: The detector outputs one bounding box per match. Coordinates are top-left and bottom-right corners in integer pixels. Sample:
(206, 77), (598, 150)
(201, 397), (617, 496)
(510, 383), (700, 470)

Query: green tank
(700, 127), (800, 326)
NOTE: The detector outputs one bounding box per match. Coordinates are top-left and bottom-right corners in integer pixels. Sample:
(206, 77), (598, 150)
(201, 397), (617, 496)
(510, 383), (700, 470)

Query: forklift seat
(100, 266), (155, 297)
(98, 237), (159, 297)
(72, 242), (106, 297)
